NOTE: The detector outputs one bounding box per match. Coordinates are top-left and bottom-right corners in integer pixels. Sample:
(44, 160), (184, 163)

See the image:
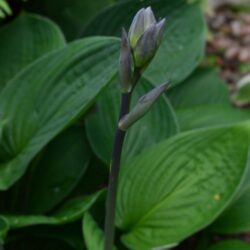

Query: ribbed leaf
(83, 0), (205, 86)
(25, 0), (115, 40)
(25, 125), (92, 214)
(0, 37), (119, 190)
(83, 212), (117, 250)
(4, 190), (104, 229)
(117, 123), (250, 249)
(168, 68), (229, 109)
(83, 212), (104, 250)
(168, 68), (250, 131)
(207, 240), (250, 250)
(85, 77), (178, 164)
(211, 190), (250, 234)
(0, 13), (65, 91)
(177, 104), (250, 131)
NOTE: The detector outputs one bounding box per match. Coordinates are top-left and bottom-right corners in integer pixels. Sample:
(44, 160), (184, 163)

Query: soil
(205, 4), (250, 87)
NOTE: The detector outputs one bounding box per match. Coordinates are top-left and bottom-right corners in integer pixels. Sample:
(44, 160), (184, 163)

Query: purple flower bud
(119, 28), (133, 93)
(144, 7), (156, 29)
(128, 7), (166, 70)
(129, 8), (146, 49)
(156, 19), (166, 47)
(119, 81), (170, 130)
(133, 24), (158, 68)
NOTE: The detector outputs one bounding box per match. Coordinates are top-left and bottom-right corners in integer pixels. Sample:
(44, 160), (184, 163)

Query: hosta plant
(0, 0), (250, 250)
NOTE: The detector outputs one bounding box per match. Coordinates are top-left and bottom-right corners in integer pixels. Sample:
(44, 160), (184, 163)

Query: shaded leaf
(0, 13), (65, 91)
(83, 0), (206, 86)
(4, 190), (104, 228)
(25, 0), (115, 40)
(168, 68), (229, 109)
(211, 190), (250, 234)
(117, 123), (250, 249)
(207, 240), (250, 250)
(85, 77), (178, 164)
(168, 68), (250, 131)
(0, 216), (9, 244)
(26, 125), (92, 214)
(0, 36), (119, 190)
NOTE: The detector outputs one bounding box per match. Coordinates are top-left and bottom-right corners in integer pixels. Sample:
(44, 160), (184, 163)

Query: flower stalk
(104, 7), (167, 250)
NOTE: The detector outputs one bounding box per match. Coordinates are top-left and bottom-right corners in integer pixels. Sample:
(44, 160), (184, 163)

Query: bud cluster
(119, 7), (166, 93)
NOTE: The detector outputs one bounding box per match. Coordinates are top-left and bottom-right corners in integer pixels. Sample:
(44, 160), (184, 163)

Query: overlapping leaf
(0, 37), (119, 190)
(83, 0), (206, 86)
(207, 240), (250, 250)
(117, 123), (250, 249)
(168, 68), (250, 131)
(25, 0), (115, 40)
(26, 125), (92, 214)
(211, 190), (250, 234)
(85, 78), (178, 164)
(0, 13), (65, 91)
(4, 190), (104, 229)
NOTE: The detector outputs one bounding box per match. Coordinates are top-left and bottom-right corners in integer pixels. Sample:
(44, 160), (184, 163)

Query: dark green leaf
(0, 216), (9, 244)
(26, 125), (92, 214)
(168, 68), (250, 131)
(0, 13), (65, 91)
(211, 190), (250, 234)
(83, 0), (206, 86)
(168, 68), (229, 109)
(207, 240), (250, 250)
(0, 37), (119, 190)
(117, 123), (250, 249)
(25, 0), (115, 40)
(4, 190), (104, 228)
(85, 77), (178, 164)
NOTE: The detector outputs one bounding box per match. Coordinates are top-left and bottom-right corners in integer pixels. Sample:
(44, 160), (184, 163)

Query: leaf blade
(117, 123), (250, 249)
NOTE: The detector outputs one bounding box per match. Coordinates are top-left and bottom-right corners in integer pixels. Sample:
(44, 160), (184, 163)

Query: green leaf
(85, 77), (178, 164)
(176, 104), (250, 131)
(4, 190), (104, 229)
(0, 13), (65, 91)
(116, 123), (250, 249)
(168, 68), (250, 131)
(0, 216), (9, 244)
(83, 0), (206, 86)
(24, 224), (84, 250)
(168, 68), (229, 109)
(0, 0), (12, 16)
(26, 125), (92, 214)
(83, 212), (117, 250)
(231, 75), (250, 107)
(207, 240), (250, 250)
(83, 212), (104, 250)
(0, 36), (119, 190)
(25, 0), (115, 40)
(211, 190), (250, 234)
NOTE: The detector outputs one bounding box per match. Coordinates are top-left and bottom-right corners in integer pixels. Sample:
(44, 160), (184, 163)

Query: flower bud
(156, 19), (166, 47)
(129, 8), (146, 49)
(128, 7), (166, 70)
(129, 7), (157, 49)
(119, 28), (133, 93)
(133, 24), (158, 68)
(119, 81), (170, 130)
